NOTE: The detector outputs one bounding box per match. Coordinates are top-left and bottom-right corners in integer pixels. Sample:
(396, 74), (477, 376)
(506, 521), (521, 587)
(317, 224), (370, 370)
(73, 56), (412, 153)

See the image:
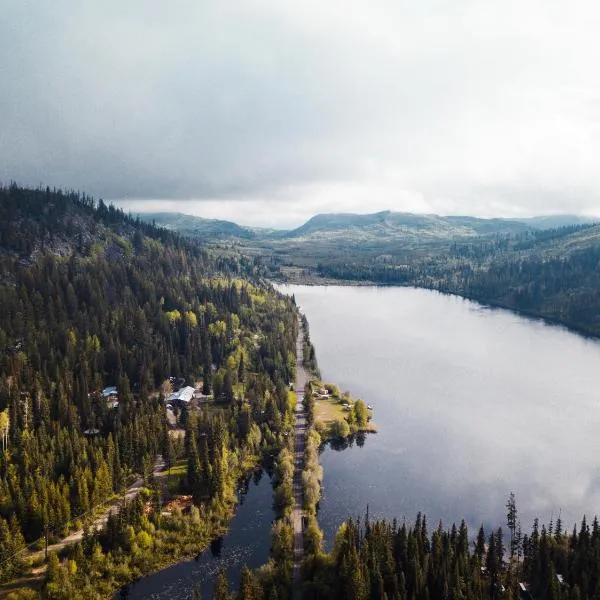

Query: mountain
(285, 210), (532, 240)
(140, 211), (260, 240)
(139, 209), (597, 245)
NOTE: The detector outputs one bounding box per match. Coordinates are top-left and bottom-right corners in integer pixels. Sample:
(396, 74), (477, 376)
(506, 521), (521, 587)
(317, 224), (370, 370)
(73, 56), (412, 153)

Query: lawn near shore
(308, 380), (377, 440)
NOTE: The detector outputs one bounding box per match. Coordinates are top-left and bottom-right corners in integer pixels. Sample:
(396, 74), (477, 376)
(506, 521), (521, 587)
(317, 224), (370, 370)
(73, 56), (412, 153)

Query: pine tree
(214, 568), (231, 600)
(506, 492), (518, 560)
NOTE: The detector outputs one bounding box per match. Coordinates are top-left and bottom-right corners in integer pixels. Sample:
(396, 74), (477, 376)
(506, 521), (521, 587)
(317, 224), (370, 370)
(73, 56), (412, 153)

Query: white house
(167, 386), (196, 405)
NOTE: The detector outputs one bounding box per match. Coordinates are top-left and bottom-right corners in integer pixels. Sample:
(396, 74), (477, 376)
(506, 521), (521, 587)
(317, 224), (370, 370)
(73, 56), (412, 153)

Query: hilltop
(141, 211), (261, 240)
(284, 210), (533, 240)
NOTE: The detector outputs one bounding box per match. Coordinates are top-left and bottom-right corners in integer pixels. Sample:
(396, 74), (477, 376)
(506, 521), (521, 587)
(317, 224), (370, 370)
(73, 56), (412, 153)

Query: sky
(3, 1), (600, 228)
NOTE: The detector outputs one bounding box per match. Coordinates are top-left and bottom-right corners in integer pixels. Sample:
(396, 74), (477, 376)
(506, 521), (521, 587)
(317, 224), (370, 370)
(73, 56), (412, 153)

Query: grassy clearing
(309, 380), (377, 440)
(314, 397), (347, 428)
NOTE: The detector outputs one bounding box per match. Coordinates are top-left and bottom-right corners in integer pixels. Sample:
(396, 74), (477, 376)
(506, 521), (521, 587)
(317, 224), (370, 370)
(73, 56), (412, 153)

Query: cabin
(518, 582), (534, 600)
(102, 386), (118, 398)
(166, 385), (196, 406)
(83, 428), (100, 436)
(106, 399), (119, 410)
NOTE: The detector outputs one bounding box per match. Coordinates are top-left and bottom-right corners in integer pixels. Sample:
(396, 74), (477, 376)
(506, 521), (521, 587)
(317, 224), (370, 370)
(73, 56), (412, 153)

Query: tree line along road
(292, 319), (308, 599)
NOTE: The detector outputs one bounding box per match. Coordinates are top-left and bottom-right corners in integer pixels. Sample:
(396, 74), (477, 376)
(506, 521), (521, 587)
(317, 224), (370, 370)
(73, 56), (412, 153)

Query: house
(102, 386), (118, 398)
(166, 386), (196, 406)
(83, 428), (100, 436)
(518, 583), (534, 600)
(107, 400), (119, 410)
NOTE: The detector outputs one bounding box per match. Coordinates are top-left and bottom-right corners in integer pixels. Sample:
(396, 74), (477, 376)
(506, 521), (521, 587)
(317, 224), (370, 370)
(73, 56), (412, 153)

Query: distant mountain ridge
(140, 209), (596, 243)
(285, 210), (534, 239)
(141, 211), (260, 240)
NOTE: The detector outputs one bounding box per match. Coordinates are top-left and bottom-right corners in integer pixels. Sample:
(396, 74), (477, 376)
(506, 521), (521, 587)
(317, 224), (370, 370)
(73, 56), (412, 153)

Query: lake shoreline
(283, 284), (600, 543)
(115, 459), (270, 600)
(273, 276), (600, 341)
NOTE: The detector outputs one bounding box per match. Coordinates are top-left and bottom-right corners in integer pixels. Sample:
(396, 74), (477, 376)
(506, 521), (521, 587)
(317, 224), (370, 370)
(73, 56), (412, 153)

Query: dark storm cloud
(2, 0), (600, 224)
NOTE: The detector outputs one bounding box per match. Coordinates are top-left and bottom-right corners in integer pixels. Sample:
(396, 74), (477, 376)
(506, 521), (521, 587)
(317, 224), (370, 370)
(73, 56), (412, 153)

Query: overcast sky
(3, 1), (600, 227)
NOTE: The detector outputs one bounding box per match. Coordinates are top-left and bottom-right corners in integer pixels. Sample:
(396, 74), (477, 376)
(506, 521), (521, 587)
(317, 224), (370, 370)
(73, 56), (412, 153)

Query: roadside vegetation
(301, 390), (324, 565)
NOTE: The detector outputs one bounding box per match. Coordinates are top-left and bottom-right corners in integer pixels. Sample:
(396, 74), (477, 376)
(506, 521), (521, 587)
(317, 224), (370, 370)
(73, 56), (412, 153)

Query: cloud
(3, 0), (600, 224)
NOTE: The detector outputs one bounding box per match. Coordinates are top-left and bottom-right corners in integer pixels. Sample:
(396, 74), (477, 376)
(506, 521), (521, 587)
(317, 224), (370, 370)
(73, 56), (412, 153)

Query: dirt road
(31, 455), (166, 565)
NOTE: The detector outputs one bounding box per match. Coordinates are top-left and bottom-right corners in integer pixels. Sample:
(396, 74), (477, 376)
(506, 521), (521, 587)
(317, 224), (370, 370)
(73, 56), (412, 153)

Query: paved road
(292, 319), (308, 599)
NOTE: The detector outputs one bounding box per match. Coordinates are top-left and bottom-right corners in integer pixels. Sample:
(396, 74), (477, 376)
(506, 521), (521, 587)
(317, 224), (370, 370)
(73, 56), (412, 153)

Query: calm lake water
(120, 469), (274, 599)
(282, 285), (600, 546)
(125, 284), (600, 596)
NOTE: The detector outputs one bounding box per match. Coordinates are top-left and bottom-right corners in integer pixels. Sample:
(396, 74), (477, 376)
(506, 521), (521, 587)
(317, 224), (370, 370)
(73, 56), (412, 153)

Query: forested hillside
(0, 185), (298, 598)
(141, 208), (600, 337)
(316, 223), (600, 336)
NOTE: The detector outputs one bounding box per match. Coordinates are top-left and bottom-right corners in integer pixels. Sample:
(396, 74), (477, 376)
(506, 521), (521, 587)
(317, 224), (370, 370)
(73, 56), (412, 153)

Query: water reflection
(322, 431), (370, 452)
(284, 285), (600, 549)
(210, 537), (223, 558)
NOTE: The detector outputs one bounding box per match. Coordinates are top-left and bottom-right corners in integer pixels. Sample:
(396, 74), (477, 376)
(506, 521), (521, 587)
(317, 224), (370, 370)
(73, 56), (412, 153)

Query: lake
(123, 284), (600, 596)
(282, 285), (600, 546)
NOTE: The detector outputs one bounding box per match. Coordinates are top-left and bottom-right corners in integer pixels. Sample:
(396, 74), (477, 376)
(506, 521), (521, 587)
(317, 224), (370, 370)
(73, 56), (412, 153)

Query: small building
(83, 428), (100, 436)
(518, 583), (534, 600)
(107, 400), (119, 410)
(102, 386), (118, 398)
(167, 386), (196, 406)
